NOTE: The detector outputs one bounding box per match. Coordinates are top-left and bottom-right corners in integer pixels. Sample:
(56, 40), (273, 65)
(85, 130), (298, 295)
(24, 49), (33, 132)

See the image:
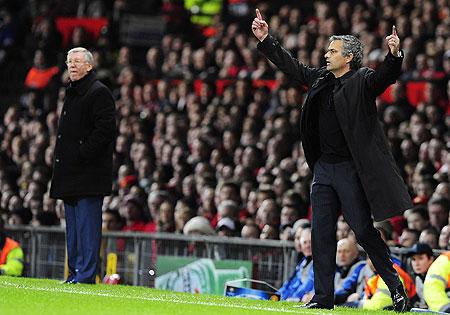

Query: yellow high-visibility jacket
(362, 264), (416, 310)
(424, 252), (450, 312)
(0, 237), (24, 276)
(184, 0), (222, 26)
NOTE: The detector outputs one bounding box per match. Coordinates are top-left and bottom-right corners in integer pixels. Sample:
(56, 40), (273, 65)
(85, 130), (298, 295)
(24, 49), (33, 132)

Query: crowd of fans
(0, 0), (449, 272)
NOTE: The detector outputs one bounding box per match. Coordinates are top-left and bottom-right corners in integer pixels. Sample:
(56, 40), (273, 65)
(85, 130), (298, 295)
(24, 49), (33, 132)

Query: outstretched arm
(253, 9), (320, 87)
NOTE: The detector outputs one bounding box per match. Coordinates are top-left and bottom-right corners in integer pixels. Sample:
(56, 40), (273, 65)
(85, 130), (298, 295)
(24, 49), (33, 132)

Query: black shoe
(300, 302), (334, 310)
(391, 285), (409, 313)
(60, 279), (77, 284)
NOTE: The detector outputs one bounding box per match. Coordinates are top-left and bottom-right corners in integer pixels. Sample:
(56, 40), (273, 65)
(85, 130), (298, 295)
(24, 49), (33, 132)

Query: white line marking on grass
(0, 281), (327, 314)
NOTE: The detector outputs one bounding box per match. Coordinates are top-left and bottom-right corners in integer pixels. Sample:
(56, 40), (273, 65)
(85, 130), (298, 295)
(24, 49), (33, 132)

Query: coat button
(57, 134), (61, 139)
(79, 140), (83, 144)
(63, 111), (67, 116)
(56, 159), (60, 163)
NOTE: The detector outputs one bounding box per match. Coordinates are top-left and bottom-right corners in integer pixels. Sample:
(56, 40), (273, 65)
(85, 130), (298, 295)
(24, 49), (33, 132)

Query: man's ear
(346, 53), (354, 65)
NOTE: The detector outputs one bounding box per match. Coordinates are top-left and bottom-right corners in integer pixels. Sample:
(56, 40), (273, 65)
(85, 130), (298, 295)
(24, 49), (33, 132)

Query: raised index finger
(256, 8), (263, 20)
(392, 25), (397, 36)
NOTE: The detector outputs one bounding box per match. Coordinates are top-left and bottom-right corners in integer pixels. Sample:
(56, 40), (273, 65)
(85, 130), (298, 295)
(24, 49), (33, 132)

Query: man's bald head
(336, 238), (359, 267)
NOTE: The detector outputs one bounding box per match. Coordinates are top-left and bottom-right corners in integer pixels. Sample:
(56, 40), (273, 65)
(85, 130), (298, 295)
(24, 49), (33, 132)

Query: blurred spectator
(439, 225), (450, 250)
(419, 227), (440, 249)
(427, 197), (450, 231)
(102, 209), (123, 231)
(406, 243), (435, 309)
(405, 206), (430, 232)
(183, 216), (214, 235)
(216, 217), (238, 237)
(398, 228), (420, 248)
(241, 220), (260, 239)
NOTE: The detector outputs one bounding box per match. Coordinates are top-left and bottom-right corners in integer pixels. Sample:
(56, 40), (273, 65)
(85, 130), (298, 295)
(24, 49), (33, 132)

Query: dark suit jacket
(50, 71), (116, 199)
(258, 35), (412, 221)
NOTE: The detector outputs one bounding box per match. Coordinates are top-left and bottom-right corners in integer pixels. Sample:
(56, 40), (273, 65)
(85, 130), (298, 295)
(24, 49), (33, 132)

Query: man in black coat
(50, 47), (116, 284)
(252, 9), (412, 312)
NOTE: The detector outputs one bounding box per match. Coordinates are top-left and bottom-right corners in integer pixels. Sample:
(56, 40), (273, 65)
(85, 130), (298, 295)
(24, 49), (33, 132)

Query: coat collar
(337, 69), (355, 85)
(69, 70), (97, 95)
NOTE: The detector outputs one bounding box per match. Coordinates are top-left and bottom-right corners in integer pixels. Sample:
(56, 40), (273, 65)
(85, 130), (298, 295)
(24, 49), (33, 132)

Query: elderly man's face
(336, 239), (358, 267)
(66, 51), (92, 81)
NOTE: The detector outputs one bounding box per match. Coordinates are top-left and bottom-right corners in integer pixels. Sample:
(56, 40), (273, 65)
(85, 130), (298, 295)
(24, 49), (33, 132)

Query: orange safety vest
(0, 237), (20, 265)
(365, 264), (416, 299)
(24, 66), (59, 90)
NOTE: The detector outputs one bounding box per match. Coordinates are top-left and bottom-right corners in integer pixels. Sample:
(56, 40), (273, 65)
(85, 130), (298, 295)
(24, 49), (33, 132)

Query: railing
(6, 226), (440, 289)
(5, 226), (297, 288)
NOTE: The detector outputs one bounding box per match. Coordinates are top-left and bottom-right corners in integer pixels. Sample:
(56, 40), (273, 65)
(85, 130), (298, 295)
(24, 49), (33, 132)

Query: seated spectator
(419, 227), (440, 249)
(174, 199), (194, 234)
(439, 225), (450, 250)
(259, 224), (279, 240)
(336, 216), (351, 241)
(405, 206), (431, 232)
(241, 220), (260, 239)
(334, 238), (366, 305)
(0, 218), (24, 276)
(102, 209), (123, 231)
(278, 227), (314, 301)
(357, 257), (416, 310)
(183, 216), (215, 235)
(24, 50), (59, 91)
(216, 217), (238, 237)
(427, 197), (449, 231)
(157, 201), (175, 233)
(406, 243), (435, 309)
(398, 228), (420, 248)
(120, 196), (153, 232)
(279, 223), (293, 241)
(423, 251), (450, 313)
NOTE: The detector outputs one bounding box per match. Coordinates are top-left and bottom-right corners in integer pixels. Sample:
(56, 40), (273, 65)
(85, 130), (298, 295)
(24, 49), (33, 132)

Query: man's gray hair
(329, 35), (364, 70)
(67, 47), (94, 65)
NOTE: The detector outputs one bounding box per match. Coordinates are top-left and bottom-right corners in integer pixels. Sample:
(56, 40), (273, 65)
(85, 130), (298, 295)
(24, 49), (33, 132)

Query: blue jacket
(279, 256), (314, 300)
(335, 260), (367, 304)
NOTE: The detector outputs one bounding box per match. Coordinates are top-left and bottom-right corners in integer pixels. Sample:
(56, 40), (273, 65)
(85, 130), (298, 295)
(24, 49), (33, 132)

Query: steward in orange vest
(0, 218), (24, 276)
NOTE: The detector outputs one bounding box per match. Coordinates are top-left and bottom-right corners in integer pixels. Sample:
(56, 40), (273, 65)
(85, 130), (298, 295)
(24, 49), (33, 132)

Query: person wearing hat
(0, 218), (24, 276)
(216, 217), (238, 237)
(406, 242), (435, 308)
(423, 251), (450, 312)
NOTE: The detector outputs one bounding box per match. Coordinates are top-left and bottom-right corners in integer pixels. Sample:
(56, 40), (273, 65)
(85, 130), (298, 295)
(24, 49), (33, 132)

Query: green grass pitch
(0, 276), (398, 315)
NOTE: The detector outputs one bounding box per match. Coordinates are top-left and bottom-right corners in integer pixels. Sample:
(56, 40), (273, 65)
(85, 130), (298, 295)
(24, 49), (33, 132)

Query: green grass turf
(0, 276), (397, 315)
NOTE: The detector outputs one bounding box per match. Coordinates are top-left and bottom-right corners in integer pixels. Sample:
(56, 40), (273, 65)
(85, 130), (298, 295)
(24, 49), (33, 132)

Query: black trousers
(310, 158), (401, 307)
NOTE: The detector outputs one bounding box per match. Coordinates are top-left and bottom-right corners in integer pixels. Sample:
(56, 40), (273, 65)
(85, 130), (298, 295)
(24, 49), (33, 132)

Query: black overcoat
(258, 35), (412, 221)
(50, 71), (116, 199)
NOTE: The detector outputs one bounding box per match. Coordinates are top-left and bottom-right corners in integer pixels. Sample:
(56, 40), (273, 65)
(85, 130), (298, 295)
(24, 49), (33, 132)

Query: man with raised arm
(252, 8), (412, 312)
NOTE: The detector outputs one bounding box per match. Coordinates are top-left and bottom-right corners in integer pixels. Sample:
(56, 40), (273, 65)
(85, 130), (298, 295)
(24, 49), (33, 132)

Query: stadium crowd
(0, 0), (449, 310)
